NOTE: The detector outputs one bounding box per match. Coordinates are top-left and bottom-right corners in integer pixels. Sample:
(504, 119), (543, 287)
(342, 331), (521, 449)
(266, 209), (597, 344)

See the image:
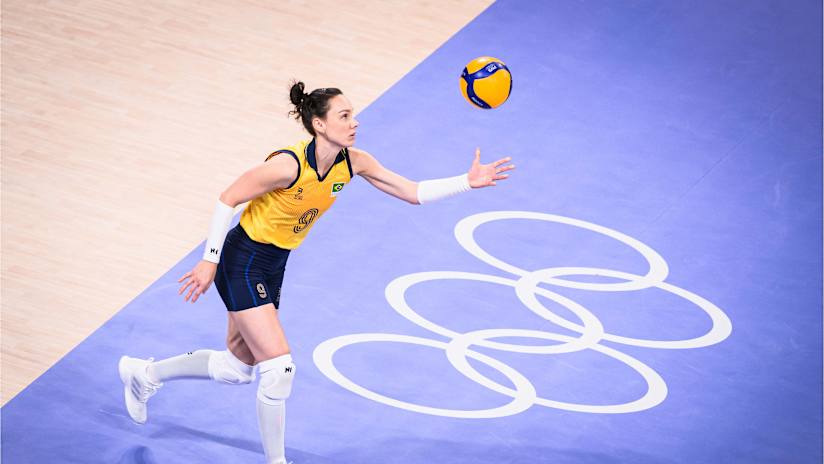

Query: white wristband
(416, 174), (472, 204)
(202, 200), (235, 263)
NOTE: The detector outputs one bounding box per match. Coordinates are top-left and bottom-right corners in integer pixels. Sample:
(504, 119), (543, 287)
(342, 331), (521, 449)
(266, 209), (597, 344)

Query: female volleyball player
(119, 82), (514, 464)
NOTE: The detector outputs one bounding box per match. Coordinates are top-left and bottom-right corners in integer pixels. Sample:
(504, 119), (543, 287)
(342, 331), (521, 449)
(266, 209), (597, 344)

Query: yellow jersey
(239, 139), (353, 249)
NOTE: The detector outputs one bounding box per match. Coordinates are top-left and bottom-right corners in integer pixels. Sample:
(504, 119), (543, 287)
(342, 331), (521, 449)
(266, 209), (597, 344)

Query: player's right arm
(219, 154), (299, 207)
(178, 154), (298, 303)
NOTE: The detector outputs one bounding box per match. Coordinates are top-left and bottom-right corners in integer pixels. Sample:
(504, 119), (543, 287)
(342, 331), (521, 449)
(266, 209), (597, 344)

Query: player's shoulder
(346, 146), (370, 158)
(346, 146), (376, 175)
(262, 141), (304, 182)
(269, 139), (310, 158)
(347, 146), (379, 165)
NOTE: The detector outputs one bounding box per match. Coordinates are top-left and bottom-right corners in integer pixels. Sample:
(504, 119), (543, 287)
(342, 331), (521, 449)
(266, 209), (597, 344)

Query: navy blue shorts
(214, 225), (290, 312)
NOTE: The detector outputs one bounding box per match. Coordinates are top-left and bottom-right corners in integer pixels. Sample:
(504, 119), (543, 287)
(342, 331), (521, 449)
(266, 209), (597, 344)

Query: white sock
(256, 354), (294, 464)
(147, 350), (214, 382)
(256, 397), (287, 464)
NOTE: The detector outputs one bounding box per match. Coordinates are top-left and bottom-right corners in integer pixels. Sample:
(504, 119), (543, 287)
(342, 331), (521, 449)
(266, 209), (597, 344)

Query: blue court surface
(2, 0), (821, 463)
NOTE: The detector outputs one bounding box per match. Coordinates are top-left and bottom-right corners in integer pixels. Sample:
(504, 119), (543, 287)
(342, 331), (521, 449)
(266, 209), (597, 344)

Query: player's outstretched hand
(178, 260), (218, 303)
(468, 147), (515, 188)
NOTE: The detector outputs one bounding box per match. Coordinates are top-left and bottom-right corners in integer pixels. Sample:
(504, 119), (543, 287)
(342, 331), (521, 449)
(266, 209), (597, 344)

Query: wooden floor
(0, 0), (494, 405)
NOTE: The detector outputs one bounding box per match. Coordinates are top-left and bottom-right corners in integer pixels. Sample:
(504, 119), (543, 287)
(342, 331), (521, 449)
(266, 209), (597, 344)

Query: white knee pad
(257, 354), (295, 405)
(207, 350), (256, 385)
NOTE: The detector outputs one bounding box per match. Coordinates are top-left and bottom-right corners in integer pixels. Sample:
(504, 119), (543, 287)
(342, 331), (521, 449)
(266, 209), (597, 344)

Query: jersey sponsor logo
(331, 182), (344, 197)
(293, 208), (319, 233)
(256, 283), (267, 299)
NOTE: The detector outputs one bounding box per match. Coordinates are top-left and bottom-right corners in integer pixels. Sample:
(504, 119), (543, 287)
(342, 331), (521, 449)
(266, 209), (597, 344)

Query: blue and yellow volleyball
(460, 56), (512, 109)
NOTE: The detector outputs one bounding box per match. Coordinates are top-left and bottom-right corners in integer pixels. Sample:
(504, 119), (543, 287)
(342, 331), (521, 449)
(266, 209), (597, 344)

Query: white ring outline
(455, 211), (670, 292)
(386, 271), (605, 354)
(516, 268), (733, 348)
(312, 333), (538, 419)
(446, 329), (668, 413)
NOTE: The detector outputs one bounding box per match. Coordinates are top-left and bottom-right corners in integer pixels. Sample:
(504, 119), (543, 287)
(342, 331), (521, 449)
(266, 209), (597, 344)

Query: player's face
(316, 95), (358, 147)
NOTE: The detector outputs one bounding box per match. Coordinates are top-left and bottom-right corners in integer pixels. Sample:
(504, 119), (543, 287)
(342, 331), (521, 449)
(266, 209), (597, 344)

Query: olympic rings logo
(313, 211), (732, 418)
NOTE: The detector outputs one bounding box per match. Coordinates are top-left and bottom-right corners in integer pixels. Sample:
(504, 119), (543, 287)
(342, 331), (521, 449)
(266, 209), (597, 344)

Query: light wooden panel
(0, 0), (493, 405)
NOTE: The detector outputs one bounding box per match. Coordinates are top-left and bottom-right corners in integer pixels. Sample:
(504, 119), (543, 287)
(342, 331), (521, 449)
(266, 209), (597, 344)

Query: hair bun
(289, 81), (307, 106)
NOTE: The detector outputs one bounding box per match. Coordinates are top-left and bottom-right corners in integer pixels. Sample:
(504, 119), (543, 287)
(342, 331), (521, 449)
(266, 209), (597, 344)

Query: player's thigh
(226, 316), (255, 365)
(228, 303), (290, 364)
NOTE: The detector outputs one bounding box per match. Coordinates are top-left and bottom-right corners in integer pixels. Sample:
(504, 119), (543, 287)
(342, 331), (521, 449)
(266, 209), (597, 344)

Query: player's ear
(312, 116), (325, 135)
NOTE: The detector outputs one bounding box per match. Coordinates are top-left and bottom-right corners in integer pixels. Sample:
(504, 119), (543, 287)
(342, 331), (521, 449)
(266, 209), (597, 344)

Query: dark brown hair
(289, 81), (343, 136)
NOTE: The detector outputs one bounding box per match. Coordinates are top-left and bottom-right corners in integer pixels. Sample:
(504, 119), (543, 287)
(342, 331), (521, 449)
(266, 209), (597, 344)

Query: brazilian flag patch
(331, 182), (345, 197)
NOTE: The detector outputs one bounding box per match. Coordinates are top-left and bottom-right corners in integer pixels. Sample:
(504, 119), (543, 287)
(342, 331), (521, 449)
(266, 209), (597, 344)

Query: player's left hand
(468, 148), (515, 188)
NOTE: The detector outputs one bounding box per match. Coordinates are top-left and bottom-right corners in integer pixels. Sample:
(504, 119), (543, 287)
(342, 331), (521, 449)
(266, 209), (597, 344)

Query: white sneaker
(118, 356), (162, 424)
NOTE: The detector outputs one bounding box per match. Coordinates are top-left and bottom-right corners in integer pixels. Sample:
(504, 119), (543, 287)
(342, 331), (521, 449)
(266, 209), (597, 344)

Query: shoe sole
(118, 356), (128, 384)
(119, 356), (146, 425)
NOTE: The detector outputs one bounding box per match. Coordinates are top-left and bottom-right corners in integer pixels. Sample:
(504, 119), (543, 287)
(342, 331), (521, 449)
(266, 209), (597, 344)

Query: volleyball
(459, 56), (512, 109)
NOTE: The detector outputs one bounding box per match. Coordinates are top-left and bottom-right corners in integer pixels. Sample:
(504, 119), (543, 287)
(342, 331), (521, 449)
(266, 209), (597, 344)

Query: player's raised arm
(350, 147), (514, 204)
